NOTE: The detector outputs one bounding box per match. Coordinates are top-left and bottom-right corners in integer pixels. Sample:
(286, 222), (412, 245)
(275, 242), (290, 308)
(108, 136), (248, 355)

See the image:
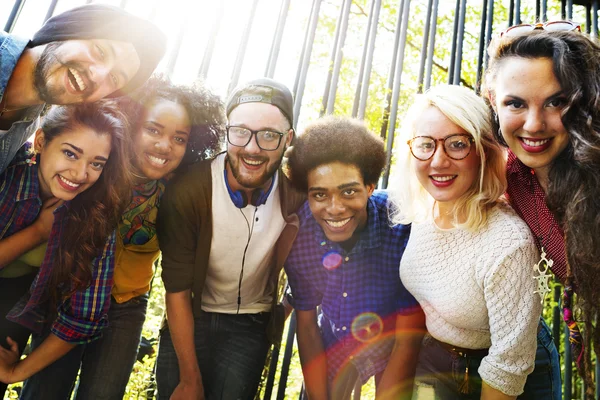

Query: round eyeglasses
(501, 20), (580, 37)
(407, 134), (474, 161)
(227, 125), (286, 151)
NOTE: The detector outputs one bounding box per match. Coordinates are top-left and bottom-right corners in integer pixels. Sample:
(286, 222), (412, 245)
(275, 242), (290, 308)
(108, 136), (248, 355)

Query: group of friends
(0, 4), (598, 400)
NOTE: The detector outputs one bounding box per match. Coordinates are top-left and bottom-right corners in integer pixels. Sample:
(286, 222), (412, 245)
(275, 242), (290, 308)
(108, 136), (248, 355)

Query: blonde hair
(391, 85), (506, 231)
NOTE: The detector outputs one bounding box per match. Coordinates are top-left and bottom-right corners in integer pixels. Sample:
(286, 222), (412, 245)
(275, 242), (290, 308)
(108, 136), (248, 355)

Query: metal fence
(3, 0), (599, 399)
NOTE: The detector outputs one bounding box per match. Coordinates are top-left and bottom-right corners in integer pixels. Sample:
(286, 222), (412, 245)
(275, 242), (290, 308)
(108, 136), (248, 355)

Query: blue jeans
(156, 310), (271, 400)
(20, 294), (148, 400)
(414, 319), (561, 399)
(521, 318), (562, 400)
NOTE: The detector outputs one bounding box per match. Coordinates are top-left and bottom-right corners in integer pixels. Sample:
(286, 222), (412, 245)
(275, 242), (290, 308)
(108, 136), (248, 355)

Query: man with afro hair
(285, 116), (425, 399)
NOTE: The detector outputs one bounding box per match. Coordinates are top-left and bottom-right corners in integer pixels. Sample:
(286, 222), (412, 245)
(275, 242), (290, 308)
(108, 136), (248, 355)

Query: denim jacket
(0, 31), (44, 174)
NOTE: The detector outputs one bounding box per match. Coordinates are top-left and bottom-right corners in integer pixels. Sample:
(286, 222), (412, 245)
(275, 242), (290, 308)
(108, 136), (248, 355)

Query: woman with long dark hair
(483, 24), (600, 399)
(22, 75), (226, 399)
(0, 100), (131, 396)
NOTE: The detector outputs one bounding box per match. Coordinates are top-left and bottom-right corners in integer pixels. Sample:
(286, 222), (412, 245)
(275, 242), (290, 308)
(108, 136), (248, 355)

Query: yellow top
(0, 242), (47, 278)
(111, 233), (160, 303)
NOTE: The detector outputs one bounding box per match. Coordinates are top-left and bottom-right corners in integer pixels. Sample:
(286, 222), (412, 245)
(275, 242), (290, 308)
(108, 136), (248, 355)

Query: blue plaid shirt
(285, 190), (418, 383)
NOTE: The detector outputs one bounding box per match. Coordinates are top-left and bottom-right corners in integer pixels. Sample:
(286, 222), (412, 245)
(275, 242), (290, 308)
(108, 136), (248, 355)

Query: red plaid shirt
(505, 150), (567, 283)
(1, 146), (115, 343)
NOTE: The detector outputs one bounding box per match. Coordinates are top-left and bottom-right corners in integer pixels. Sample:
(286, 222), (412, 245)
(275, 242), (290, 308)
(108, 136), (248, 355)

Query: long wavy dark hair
(119, 74), (225, 171)
(483, 30), (600, 396)
(39, 101), (133, 305)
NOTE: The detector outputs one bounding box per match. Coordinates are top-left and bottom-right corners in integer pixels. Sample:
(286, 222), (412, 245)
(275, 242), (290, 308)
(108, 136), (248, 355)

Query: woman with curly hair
(22, 75), (226, 399)
(483, 24), (600, 399)
(393, 85), (542, 399)
(0, 101), (131, 397)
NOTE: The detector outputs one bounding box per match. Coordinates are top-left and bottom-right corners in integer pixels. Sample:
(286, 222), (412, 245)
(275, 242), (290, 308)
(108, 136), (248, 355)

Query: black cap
(226, 78), (294, 127)
(31, 4), (167, 96)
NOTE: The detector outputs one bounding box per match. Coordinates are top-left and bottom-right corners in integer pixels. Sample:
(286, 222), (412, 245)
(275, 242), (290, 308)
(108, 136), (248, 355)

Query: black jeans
(156, 310), (271, 400)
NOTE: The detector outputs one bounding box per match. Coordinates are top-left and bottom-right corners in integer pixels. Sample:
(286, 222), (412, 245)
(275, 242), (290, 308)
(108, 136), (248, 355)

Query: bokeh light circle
(322, 251), (343, 270)
(351, 312), (383, 343)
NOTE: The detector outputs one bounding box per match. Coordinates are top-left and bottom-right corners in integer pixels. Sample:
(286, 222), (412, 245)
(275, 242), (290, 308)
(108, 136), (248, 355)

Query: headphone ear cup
(224, 169), (248, 208)
(250, 188), (266, 207)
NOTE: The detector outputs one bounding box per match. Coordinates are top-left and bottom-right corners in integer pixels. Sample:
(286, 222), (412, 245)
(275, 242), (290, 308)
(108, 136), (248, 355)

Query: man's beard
(33, 42), (91, 104)
(228, 152), (283, 190)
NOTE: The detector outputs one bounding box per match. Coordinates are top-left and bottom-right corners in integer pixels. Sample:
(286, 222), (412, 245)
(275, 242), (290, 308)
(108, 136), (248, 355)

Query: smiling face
(493, 56), (569, 177)
(226, 102), (293, 191)
(412, 106), (480, 209)
(133, 98), (191, 182)
(35, 125), (112, 201)
(308, 162), (374, 246)
(34, 39), (140, 104)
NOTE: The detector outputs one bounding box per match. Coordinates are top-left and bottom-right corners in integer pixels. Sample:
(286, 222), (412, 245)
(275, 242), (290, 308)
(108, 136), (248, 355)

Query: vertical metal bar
(357, 0), (381, 119)
(535, 0), (541, 22)
(293, 0), (322, 130)
(566, 0), (573, 20)
(4, 0), (26, 33)
(265, 0), (291, 78)
(325, 0), (352, 115)
(552, 287), (560, 350)
(515, 0), (521, 24)
(596, 357), (600, 399)
(452, 0), (467, 85)
(508, 0), (515, 26)
(352, 0), (376, 118)
(475, 0), (488, 93)
(448, 0), (461, 83)
(227, 0), (260, 95)
(564, 324), (573, 400)
(593, 0), (599, 39)
(263, 344), (280, 400)
(198, 2), (225, 80)
(44, 0), (59, 23)
(561, 0), (566, 20)
(424, 0), (439, 91)
(320, 2), (346, 116)
(276, 312), (297, 400)
(542, 0), (548, 22)
(483, 0), (494, 71)
(293, 0), (315, 97)
(586, 5), (592, 34)
(379, 0), (404, 140)
(165, 19), (187, 79)
(381, 0), (411, 189)
(416, 0), (434, 94)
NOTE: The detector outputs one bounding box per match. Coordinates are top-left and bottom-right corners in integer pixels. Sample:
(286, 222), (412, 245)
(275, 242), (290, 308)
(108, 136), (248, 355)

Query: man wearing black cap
(0, 4), (167, 174)
(156, 78), (305, 400)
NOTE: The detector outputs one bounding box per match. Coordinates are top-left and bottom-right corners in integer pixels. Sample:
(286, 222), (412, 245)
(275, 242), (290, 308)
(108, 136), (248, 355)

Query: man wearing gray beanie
(0, 4), (167, 174)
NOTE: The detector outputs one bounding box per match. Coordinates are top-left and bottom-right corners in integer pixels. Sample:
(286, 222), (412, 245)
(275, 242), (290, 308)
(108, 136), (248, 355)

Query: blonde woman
(392, 85), (542, 399)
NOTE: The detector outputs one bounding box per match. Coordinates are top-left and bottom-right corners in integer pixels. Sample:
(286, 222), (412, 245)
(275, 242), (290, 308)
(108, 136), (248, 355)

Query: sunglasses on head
(501, 20), (581, 37)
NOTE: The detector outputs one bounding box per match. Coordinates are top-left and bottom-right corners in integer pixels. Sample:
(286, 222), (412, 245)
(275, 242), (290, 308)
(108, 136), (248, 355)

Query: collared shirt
(0, 31), (45, 174)
(505, 150), (567, 282)
(1, 146), (115, 343)
(285, 190), (418, 383)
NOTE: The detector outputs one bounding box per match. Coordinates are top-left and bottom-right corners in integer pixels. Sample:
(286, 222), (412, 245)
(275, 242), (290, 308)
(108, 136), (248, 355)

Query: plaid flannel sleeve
(51, 231), (115, 343)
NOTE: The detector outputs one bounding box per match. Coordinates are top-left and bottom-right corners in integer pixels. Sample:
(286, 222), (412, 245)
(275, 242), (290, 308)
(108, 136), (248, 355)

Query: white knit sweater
(400, 203), (542, 396)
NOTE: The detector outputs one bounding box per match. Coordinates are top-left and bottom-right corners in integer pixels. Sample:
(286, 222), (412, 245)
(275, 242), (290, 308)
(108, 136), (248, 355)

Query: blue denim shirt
(0, 31), (44, 174)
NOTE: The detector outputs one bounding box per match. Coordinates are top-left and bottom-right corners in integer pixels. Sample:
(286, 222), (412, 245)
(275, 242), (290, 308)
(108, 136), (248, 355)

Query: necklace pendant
(533, 248), (553, 305)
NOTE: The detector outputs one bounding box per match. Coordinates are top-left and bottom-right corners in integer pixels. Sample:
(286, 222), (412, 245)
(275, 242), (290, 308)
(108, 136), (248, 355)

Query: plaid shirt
(1, 146), (115, 343)
(505, 150), (567, 282)
(285, 190), (418, 383)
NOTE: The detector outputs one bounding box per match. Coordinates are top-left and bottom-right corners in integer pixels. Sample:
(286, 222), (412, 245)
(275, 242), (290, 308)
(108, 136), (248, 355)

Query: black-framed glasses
(407, 134), (474, 161)
(226, 125), (286, 151)
(501, 20), (581, 37)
